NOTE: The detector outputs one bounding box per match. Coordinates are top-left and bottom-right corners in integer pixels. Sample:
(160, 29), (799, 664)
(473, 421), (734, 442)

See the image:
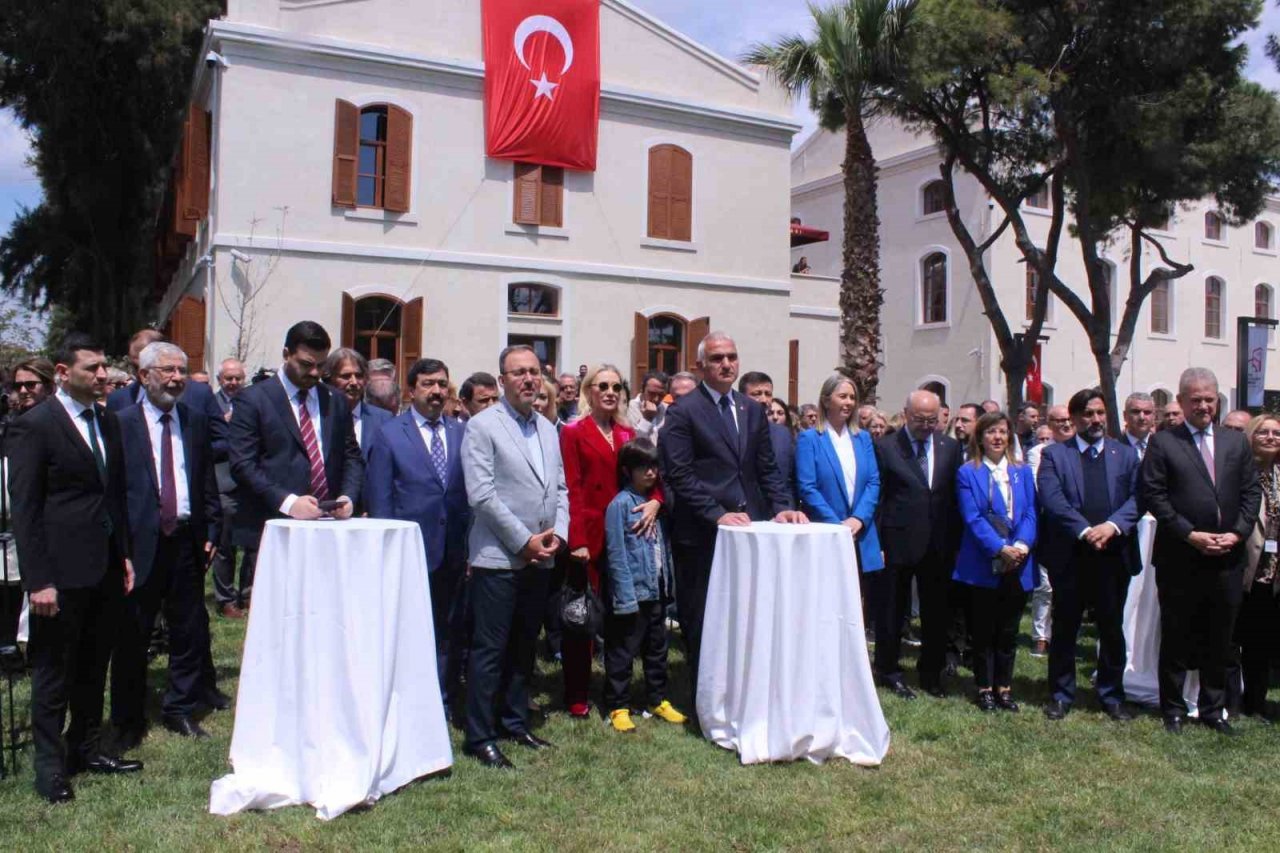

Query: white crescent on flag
(513, 15), (575, 74)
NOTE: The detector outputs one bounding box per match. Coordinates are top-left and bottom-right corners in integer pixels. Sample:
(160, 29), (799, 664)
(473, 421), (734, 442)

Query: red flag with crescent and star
(483, 0), (600, 171)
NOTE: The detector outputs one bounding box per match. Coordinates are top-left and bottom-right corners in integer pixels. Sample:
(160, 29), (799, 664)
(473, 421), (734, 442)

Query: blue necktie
(916, 439), (929, 479)
(426, 419), (447, 482)
(719, 394), (738, 439)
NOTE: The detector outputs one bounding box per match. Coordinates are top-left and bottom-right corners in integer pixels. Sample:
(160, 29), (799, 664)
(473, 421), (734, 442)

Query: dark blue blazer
(660, 385), (793, 547)
(357, 403), (394, 460)
(769, 422), (796, 501)
(795, 426), (884, 572)
(953, 461), (1038, 590)
(365, 411), (470, 572)
(108, 379), (227, 461)
(1036, 438), (1141, 575)
(116, 401), (221, 589)
(227, 377), (364, 546)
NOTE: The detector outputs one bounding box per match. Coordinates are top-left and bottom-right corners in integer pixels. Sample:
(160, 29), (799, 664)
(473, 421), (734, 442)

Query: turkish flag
(483, 0), (600, 171)
(1026, 343), (1044, 405)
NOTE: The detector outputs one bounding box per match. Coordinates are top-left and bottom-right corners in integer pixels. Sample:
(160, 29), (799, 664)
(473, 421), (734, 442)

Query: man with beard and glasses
(324, 348), (392, 459)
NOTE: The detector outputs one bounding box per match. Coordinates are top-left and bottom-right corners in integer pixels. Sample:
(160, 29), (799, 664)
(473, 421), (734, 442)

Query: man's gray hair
(696, 331), (735, 363)
(323, 347), (367, 381)
(1178, 367), (1219, 395)
(672, 371), (698, 384)
(365, 375), (400, 407)
(1124, 391), (1154, 408)
(367, 358), (396, 378)
(138, 341), (187, 371)
(905, 388), (940, 411)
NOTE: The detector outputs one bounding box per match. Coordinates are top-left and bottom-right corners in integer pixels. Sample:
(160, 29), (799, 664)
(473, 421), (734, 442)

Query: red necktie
(159, 412), (178, 535)
(296, 389), (330, 500)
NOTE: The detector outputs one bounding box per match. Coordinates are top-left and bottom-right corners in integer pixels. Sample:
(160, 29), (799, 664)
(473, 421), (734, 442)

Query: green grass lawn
(0, 589), (1276, 851)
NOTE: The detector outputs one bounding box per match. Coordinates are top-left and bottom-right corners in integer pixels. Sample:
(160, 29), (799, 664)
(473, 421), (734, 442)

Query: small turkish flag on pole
(483, 0), (600, 171)
(1026, 343), (1044, 405)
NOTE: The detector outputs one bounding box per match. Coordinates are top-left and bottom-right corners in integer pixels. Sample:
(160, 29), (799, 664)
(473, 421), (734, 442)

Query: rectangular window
(1150, 281), (1170, 335)
(513, 163), (564, 227)
(508, 334), (558, 370)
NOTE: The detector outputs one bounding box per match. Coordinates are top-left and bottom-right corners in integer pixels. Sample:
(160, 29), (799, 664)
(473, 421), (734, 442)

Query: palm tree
(744, 0), (917, 404)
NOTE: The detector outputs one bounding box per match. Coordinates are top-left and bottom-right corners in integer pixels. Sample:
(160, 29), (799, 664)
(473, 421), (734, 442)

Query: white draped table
(1122, 515), (1200, 713)
(697, 522), (890, 765)
(210, 519), (452, 820)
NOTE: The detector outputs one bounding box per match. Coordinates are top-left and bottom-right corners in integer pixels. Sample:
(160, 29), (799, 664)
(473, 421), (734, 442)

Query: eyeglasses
(595, 382), (623, 393)
(505, 368), (541, 378)
(12, 381), (43, 391)
(153, 365), (188, 377)
(909, 415), (939, 426)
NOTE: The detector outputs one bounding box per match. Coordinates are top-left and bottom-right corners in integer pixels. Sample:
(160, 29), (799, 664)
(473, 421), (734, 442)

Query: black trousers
(1047, 554), (1131, 707)
(967, 574), (1026, 691)
(1237, 580), (1280, 714)
(464, 566), (548, 749)
(211, 494), (254, 607)
(28, 567), (120, 788)
(112, 533), (213, 727)
(1155, 562), (1242, 721)
(542, 553), (567, 660)
(861, 567), (899, 680)
(603, 600), (669, 711)
(885, 552), (952, 683)
(672, 540), (714, 715)
(428, 558), (467, 709)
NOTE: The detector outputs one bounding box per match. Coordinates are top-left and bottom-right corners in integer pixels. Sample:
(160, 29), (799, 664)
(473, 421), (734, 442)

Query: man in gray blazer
(460, 344), (569, 769)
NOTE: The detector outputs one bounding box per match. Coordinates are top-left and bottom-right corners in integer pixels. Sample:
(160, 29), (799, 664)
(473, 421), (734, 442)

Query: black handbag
(560, 580), (604, 638)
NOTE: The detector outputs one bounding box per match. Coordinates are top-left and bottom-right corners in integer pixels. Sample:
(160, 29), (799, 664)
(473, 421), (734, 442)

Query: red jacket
(560, 418), (648, 559)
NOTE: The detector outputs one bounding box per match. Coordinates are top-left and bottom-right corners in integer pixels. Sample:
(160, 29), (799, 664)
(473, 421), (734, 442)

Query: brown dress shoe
(220, 603), (246, 619)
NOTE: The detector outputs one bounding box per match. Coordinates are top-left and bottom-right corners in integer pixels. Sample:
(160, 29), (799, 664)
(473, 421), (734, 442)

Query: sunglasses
(13, 381), (43, 391)
(595, 382), (623, 393)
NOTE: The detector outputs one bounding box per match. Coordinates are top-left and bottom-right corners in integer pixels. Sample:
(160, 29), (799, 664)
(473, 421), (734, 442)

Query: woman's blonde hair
(813, 374), (860, 435)
(577, 364), (631, 427)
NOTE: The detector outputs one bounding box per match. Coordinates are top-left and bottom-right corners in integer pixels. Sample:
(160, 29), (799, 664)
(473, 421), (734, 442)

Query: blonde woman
(1240, 413), (1280, 720)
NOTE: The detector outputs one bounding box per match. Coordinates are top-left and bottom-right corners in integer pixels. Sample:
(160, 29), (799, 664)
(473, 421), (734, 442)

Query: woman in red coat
(559, 364), (660, 717)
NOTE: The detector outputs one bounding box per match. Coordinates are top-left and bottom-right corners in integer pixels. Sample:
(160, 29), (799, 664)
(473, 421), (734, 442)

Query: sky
(1, 0), (1279, 238)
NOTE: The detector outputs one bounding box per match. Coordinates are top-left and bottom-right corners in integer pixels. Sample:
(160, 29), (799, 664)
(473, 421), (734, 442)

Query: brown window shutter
(669, 147), (692, 241)
(648, 146), (671, 239)
(632, 312), (649, 391)
(540, 167), (563, 227)
(399, 296), (423, 384)
(173, 112), (196, 238)
(171, 297), (206, 371)
(787, 339), (799, 408)
(341, 292), (355, 347)
(183, 106), (211, 221)
(685, 316), (709, 372)
(383, 105), (413, 213)
(514, 162), (541, 224)
(332, 100), (359, 208)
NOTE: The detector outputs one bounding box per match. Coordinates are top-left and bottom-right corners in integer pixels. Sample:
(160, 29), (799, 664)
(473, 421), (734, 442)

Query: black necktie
(719, 394), (738, 439)
(916, 439), (929, 480)
(81, 408), (107, 481)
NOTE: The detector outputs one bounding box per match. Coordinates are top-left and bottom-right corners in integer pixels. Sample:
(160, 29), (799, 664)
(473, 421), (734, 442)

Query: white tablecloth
(1122, 515), (1200, 713)
(697, 522), (890, 765)
(210, 519), (452, 820)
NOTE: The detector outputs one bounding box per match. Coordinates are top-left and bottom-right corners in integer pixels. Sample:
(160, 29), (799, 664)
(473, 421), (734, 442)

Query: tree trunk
(839, 108), (883, 404)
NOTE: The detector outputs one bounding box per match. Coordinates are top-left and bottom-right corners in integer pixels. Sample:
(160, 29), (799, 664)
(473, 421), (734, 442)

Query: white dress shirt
(142, 396), (190, 520)
(277, 370), (333, 514)
(702, 383), (740, 433)
(55, 387), (98, 452)
(827, 425), (857, 511)
(412, 406), (449, 461)
(351, 402), (364, 449)
(1193, 422), (1215, 461)
(982, 455), (1029, 553)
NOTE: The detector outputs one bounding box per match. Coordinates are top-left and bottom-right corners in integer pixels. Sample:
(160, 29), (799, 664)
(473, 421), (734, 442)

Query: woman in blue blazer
(795, 374), (883, 572)
(954, 410), (1037, 713)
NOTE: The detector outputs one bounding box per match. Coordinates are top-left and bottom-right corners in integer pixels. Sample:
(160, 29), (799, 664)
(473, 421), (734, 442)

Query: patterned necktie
(916, 439), (929, 480)
(296, 389), (330, 500)
(159, 412), (178, 535)
(1087, 445), (1100, 460)
(1136, 438), (1147, 460)
(1198, 430), (1216, 485)
(426, 419), (448, 482)
(81, 408), (107, 481)
(719, 394), (738, 439)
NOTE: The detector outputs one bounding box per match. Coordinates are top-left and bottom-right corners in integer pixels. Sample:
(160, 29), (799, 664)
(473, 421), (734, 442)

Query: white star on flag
(530, 72), (559, 101)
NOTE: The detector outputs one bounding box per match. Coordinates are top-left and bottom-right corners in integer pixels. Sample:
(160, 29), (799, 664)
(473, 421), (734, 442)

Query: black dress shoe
(922, 679), (948, 699)
(507, 731), (553, 750)
(995, 691), (1019, 712)
(882, 680), (917, 700)
(1044, 700), (1069, 721)
(113, 724), (146, 753)
(976, 691), (998, 712)
(201, 688), (233, 712)
(37, 775), (74, 804)
(72, 754), (144, 775)
(163, 715), (211, 739)
(463, 742), (514, 769)
(1102, 703), (1134, 722)
(1244, 710), (1276, 725)
(1202, 718), (1238, 737)
(1163, 716), (1184, 734)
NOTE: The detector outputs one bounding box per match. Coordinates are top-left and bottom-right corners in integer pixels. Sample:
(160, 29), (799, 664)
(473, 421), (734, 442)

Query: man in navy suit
(366, 357), (471, 709)
(323, 347), (393, 460)
(228, 322), (364, 545)
(738, 371), (796, 499)
(1037, 388), (1141, 721)
(660, 332), (806, 712)
(110, 342), (226, 744)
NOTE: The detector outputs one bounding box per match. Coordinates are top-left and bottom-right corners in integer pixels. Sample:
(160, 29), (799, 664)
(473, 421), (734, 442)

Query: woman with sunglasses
(558, 364), (661, 718)
(1239, 414), (1280, 720)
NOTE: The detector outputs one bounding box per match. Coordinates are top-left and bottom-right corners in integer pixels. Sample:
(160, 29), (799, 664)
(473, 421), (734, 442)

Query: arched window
(1150, 280), (1171, 335)
(647, 145), (692, 241)
(647, 314), (685, 375)
(1257, 221), (1274, 250)
(507, 283), (558, 316)
(1204, 211), (1224, 242)
(919, 380), (947, 404)
(922, 180), (947, 216)
(1256, 284), (1274, 320)
(921, 252), (948, 324)
(1204, 276), (1224, 339)
(341, 293), (423, 382)
(1152, 388), (1171, 409)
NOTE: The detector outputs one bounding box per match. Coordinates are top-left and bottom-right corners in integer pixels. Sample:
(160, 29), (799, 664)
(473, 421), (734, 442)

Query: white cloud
(0, 110), (35, 185)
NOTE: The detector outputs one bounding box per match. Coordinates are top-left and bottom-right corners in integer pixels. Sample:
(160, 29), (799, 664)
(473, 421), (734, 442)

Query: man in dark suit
(111, 342), (226, 744)
(1141, 367), (1261, 735)
(738, 371), (796, 499)
(210, 358), (251, 618)
(228, 321), (364, 544)
(324, 347), (392, 460)
(660, 333), (806, 713)
(1037, 389), (1141, 721)
(366, 357), (471, 710)
(9, 333), (142, 803)
(874, 389), (963, 699)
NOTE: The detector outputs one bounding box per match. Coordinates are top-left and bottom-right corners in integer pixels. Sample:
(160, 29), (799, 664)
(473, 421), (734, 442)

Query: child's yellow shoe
(609, 708), (637, 733)
(648, 700), (687, 724)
